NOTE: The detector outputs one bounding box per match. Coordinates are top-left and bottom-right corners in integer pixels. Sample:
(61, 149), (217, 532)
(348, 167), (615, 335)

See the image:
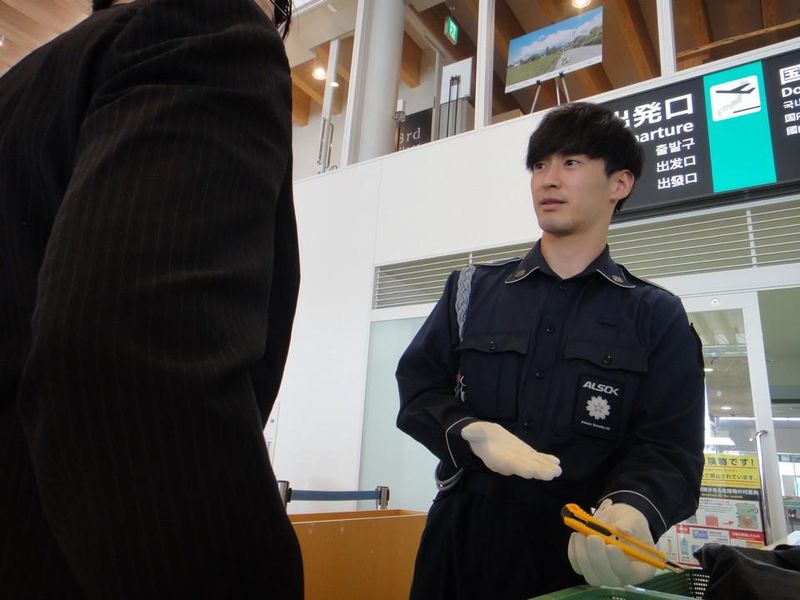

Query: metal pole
(277, 480), (290, 509)
(431, 48), (442, 141)
(755, 430), (773, 544)
(376, 486), (390, 510)
(453, 76), (460, 136)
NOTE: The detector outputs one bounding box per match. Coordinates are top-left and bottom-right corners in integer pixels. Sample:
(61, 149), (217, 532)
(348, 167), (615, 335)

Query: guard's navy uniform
(397, 242), (705, 599)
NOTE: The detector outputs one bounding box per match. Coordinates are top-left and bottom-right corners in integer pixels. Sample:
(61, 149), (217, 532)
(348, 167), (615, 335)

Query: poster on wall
(603, 47), (800, 217)
(505, 7), (603, 93)
(657, 453), (766, 568)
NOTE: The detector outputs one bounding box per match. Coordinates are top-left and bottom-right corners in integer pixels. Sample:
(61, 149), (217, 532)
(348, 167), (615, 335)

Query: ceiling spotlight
(0, 35), (5, 47)
(571, 0), (592, 8)
(720, 406), (732, 411)
(312, 66), (327, 80)
(330, 81), (339, 88)
(704, 367), (714, 372)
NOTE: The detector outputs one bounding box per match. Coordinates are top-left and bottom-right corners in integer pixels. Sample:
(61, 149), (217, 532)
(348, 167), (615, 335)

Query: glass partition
(759, 287), (800, 535)
(358, 317), (438, 511)
(286, 3), (357, 178)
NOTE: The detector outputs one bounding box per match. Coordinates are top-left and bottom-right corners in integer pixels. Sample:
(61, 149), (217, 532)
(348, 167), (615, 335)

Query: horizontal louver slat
(373, 200), (800, 309)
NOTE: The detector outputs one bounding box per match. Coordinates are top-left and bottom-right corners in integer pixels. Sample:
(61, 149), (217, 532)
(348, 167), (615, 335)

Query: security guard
(396, 102), (705, 599)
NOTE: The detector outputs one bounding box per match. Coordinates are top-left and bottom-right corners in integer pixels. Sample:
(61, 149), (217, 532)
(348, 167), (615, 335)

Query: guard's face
(530, 153), (632, 238)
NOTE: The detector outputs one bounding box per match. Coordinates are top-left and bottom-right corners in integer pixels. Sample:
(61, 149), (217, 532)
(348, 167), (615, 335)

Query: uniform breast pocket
(456, 332), (528, 422)
(562, 340), (648, 441)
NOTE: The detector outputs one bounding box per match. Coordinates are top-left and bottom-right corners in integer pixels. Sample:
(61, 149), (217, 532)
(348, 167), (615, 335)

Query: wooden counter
(290, 509), (426, 599)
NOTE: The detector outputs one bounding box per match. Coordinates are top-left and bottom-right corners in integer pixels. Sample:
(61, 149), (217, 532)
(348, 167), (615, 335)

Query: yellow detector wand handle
(562, 504), (684, 574)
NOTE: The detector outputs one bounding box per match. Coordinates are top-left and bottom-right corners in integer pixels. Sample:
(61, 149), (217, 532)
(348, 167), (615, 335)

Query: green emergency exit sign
(444, 16), (459, 45)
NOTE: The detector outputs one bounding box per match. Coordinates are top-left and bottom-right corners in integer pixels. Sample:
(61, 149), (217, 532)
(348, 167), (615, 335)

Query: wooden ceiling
(1, 1), (799, 126)
(0, 0), (89, 74)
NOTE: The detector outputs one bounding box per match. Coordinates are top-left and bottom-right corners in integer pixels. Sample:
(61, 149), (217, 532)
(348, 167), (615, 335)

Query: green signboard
(444, 16), (459, 46)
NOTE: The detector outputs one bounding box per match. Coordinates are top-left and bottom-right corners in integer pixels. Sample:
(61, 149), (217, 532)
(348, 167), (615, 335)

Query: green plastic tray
(531, 570), (710, 600)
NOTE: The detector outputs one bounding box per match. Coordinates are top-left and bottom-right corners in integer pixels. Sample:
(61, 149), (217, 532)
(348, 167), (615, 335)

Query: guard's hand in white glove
(567, 499), (657, 587)
(460, 421), (561, 480)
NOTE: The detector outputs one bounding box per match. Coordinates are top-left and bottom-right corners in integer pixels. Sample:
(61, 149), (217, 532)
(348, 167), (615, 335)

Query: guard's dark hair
(526, 102), (644, 211)
(92, 1), (292, 38)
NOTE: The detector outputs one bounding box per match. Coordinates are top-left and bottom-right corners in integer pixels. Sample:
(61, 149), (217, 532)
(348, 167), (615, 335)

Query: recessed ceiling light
(720, 406), (732, 411)
(0, 35), (5, 47)
(312, 66), (327, 80)
(330, 81), (340, 88)
(704, 367), (714, 372)
(571, 0), (592, 8)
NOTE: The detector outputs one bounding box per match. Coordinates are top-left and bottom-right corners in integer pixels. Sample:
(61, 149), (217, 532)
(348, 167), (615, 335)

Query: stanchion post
(376, 486), (390, 510)
(277, 480), (290, 509)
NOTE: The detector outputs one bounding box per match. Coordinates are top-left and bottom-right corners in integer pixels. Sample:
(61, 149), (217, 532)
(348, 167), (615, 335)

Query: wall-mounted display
(607, 48), (800, 217)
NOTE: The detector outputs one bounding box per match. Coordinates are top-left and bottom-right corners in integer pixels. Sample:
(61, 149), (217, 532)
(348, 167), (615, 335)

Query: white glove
(568, 499), (657, 587)
(461, 421), (561, 480)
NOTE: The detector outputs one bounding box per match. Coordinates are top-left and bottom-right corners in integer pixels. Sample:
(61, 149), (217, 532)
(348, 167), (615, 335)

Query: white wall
(273, 161), (381, 512)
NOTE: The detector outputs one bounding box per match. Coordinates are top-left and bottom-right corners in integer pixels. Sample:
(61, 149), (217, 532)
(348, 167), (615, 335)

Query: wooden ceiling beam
(681, 0), (712, 68)
(677, 17), (800, 65)
(401, 32), (422, 88)
(613, 0), (659, 80)
(291, 65), (325, 107)
(761, 0), (779, 28)
(292, 83), (311, 126)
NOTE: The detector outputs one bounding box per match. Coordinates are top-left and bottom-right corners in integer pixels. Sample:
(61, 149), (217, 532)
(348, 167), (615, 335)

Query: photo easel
(530, 72), (571, 113)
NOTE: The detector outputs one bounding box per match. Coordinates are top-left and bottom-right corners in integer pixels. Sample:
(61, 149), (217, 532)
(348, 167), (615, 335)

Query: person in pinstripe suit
(0, 0), (302, 596)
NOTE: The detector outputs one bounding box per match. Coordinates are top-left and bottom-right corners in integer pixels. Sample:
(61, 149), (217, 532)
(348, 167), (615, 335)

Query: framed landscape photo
(505, 7), (603, 94)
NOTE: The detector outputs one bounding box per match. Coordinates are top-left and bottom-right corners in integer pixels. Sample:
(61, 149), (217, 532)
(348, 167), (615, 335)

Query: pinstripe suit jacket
(0, 1), (302, 597)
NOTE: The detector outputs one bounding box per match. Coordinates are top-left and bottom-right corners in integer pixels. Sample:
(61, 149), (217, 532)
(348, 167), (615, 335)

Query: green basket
(531, 570), (710, 600)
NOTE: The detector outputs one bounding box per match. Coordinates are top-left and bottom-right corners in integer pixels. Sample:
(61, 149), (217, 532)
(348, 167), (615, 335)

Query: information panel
(657, 453), (766, 568)
(603, 48), (800, 217)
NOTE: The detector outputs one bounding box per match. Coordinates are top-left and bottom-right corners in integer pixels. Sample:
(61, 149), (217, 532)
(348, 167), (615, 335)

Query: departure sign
(604, 48), (800, 216)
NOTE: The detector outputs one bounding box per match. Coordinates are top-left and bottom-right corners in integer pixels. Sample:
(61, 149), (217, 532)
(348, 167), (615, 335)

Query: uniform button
(558, 283), (565, 291)
(488, 340), (497, 351)
(535, 369), (545, 379)
(523, 420), (532, 429)
(601, 353), (613, 365)
(545, 325), (555, 334)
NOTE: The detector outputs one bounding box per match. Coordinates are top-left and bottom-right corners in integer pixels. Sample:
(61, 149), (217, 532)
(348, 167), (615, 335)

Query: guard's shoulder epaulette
(620, 265), (675, 296)
(474, 256), (521, 268)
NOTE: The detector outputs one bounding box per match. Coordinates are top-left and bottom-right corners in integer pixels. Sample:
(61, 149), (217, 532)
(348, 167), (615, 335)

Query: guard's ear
(608, 169), (634, 205)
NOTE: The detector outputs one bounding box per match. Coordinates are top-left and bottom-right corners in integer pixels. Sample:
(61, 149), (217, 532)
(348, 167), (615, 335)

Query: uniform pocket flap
(565, 340), (648, 372)
(457, 332), (528, 355)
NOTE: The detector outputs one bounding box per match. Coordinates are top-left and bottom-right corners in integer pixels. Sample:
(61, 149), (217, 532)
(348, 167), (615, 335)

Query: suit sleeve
(600, 295), (705, 539)
(396, 271), (481, 473)
(17, 0), (301, 597)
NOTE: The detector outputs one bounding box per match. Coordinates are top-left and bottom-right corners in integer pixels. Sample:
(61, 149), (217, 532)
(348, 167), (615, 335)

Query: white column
(656, 0), (677, 76)
(475, 0), (495, 129)
(341, 0), (405, 165)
